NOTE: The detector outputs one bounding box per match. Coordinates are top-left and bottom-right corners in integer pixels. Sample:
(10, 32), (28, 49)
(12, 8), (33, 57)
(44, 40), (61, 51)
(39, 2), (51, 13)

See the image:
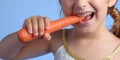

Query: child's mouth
(77, 12), (95, 24)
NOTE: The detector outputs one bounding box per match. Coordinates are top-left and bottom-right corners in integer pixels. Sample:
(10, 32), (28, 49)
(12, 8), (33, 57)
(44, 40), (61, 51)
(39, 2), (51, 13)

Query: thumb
(43, 33), (51, 41)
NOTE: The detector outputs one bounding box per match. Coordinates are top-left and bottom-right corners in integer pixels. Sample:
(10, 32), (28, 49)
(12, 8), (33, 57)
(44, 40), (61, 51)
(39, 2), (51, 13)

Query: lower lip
(77, 16), (94, 26)
(82, 16), (91, 23)
(78, 16), (92, 25)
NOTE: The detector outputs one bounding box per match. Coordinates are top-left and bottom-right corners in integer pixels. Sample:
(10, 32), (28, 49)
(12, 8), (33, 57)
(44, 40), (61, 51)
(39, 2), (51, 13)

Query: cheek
(91, 0), (108, 19)
(91, 0), (108, 12)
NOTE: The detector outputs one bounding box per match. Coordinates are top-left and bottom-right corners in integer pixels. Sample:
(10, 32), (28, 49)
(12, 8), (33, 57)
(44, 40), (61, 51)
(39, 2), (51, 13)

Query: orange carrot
(18, 16), (84, 42)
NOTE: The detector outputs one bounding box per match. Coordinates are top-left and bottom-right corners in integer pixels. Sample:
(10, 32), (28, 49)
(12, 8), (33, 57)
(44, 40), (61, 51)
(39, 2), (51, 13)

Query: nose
(73, 0), (88, 10)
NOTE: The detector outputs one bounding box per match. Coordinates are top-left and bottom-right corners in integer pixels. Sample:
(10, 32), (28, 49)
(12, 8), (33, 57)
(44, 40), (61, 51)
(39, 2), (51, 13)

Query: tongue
(82, 16), (91, 22)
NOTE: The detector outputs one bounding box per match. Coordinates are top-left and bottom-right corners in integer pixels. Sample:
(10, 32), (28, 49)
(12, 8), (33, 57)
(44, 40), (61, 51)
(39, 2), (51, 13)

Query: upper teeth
(78, 12), (92, 16)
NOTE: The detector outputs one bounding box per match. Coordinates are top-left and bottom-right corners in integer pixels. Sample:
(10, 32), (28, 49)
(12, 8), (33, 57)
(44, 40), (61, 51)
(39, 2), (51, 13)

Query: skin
(0, 0), (120, 60)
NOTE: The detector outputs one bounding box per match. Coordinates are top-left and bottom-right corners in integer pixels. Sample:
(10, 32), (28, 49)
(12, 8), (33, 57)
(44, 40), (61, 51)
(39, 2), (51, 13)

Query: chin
(73, 24), (98, 35)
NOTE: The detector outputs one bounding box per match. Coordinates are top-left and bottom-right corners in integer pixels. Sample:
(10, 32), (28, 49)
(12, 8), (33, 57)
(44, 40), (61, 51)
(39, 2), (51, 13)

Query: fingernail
(34, 33), (38, 36)
(29, 30), (32, 34)
(46, 35), (51, 40)
(46, 26), (49, 30)
(45, 34), (49, 38)
(40, 32), (44, 35)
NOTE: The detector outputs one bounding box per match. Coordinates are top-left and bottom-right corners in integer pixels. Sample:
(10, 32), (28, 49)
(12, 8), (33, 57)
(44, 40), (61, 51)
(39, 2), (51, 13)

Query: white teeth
(78, 12), (92, 16)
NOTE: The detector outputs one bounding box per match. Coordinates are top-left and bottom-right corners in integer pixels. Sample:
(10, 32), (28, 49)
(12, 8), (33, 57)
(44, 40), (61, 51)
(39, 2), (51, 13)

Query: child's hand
(23, 16), (51, 40)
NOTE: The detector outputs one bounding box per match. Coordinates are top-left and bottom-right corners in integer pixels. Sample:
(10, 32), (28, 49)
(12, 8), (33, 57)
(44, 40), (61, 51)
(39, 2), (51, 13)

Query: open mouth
(76, 12), (95, 23)
(72, 11), (95, 24)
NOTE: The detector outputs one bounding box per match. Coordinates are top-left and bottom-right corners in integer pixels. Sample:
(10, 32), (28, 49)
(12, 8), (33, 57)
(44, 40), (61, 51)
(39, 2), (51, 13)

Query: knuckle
(45, 16), (50, 19)
(31, 16), (36, 19)
(25, 19), (31, 25)
(44, 17), (50, 21)
(38, 16), (44, 21)
(31, 16), (38, 21)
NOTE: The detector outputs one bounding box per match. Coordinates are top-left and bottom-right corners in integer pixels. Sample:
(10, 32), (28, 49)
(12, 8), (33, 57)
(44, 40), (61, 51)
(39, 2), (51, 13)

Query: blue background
(0, 0), (120, 60)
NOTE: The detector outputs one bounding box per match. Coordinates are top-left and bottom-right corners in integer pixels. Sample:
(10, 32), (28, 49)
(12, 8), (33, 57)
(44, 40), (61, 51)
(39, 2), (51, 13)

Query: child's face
(60, 0), (116, 33)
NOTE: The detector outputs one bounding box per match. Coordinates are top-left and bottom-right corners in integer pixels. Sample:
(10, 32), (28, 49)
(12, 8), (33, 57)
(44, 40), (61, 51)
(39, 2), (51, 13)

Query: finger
(25, 18), (33, 34)
(38, 16), (44, 35)
(43, 33), (51, 40)
(31, 16), (38, 36)
(44, 17), (50, 30)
